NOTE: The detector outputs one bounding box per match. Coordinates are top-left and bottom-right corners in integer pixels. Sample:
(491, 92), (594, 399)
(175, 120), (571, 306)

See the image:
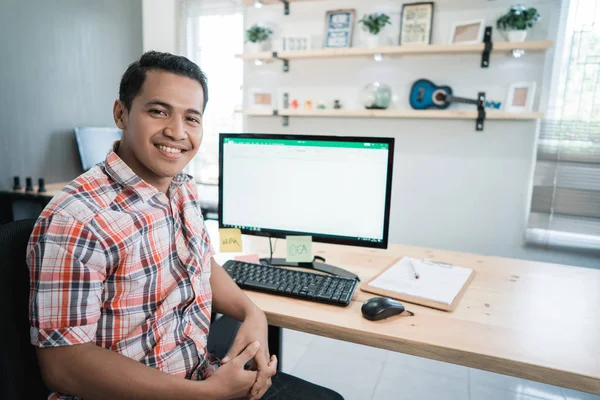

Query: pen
(409, 260), (420, 279)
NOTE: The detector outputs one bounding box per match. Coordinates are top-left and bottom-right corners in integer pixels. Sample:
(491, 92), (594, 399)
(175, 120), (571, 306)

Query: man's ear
(113, 100), (127, 130)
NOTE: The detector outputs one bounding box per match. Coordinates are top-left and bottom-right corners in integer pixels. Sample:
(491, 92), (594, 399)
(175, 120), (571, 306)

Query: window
(525, 0), (600, 251)
(181, 0), (243, 185)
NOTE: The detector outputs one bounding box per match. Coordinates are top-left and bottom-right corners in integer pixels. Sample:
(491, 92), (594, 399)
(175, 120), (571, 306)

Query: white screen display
(221, 136), (391, 244)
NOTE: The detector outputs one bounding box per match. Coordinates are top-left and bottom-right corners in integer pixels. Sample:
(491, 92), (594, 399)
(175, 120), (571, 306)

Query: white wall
(142, 0), (179, 53)
(243, 0), (599, 268)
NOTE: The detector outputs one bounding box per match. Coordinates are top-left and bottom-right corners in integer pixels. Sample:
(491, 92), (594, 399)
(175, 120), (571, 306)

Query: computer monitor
(74, 127), (122, 171)
(219, 133), (394, 277)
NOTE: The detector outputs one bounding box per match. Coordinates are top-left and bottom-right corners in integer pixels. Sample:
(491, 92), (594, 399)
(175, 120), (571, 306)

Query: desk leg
(267, 325), (282, 372)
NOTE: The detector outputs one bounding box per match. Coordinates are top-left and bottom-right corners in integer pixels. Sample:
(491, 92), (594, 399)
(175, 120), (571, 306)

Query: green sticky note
(286, 236), (313, 263)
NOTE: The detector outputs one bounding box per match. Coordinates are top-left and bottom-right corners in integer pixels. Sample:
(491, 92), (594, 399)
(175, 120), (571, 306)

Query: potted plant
(246, 24), (273, 52)
(358, 13), (391, 48)
(496, 5), (541, 42)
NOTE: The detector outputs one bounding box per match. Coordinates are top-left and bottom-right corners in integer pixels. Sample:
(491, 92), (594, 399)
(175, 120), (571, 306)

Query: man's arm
(37, 342), (216, 400)
(210, 257), (262, 321)
(209, 258), (277, 400)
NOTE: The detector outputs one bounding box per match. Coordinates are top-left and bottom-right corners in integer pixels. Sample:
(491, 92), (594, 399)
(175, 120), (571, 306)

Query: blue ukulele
(409, 79), (501, 110)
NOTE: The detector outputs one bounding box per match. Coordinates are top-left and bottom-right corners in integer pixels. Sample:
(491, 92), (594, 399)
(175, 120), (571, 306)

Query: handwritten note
(219, 228), (243, 253)
(286, 236), (313, 262)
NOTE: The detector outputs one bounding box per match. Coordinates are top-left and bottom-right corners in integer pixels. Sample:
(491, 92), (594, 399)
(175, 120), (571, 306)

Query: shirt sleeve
(27, 214), (108, 348)
(187, 181), (216, 264)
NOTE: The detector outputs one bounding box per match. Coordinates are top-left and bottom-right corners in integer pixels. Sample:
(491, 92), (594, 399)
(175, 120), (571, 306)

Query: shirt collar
(103, 140), (193, 201)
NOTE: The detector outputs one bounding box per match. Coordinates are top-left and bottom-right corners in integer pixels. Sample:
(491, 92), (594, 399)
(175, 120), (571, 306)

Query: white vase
(507, 30), (527, 42)
(247, 40), (271, 53)
(367, 34), (381, 48)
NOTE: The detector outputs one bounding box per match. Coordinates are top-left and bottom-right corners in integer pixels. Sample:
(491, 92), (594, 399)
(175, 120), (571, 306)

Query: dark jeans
(263, 372), (344, 400)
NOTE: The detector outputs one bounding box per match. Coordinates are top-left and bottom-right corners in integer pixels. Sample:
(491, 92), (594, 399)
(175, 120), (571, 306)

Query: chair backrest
(0, 219), (50, 399)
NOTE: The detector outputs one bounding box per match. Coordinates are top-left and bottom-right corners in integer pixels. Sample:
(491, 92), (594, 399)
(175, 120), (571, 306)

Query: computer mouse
(361, 297), (406, 321)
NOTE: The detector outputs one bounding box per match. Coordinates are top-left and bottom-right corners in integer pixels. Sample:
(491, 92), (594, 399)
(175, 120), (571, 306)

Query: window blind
(525, 0), (600, 252)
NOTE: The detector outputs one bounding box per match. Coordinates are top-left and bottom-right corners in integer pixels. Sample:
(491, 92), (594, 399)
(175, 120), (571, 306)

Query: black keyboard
(223, 260), (358, 306)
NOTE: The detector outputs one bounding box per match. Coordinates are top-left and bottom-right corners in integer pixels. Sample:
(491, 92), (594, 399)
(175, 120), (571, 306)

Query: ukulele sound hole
(433, 89), (447, 106)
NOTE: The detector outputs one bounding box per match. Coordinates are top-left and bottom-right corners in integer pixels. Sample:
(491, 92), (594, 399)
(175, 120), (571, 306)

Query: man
(27, 51), (343, 400)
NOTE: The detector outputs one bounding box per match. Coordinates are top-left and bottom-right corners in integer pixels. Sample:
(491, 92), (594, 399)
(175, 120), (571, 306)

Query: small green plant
(358, 13), (391, 35)
(496, 5), (541, 31)
(246, 24), (273, 43)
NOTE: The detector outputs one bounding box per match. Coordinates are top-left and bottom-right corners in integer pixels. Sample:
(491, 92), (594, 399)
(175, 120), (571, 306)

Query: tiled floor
(281, 329), (599, 400)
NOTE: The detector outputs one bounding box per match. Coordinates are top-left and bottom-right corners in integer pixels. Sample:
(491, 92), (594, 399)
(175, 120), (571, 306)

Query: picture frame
(323, 9), (355, 48)
(249, 89), (274, 110)
(449, 19), (485, 45)
(505, 82), (537, 112)
(282, 35), (312, 51)
(399, 2), (434, 46)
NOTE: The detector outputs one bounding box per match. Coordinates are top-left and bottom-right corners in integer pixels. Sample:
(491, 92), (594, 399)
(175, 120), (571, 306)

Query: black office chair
(0, 219), (50, 399)
(0, 219), (343, 400)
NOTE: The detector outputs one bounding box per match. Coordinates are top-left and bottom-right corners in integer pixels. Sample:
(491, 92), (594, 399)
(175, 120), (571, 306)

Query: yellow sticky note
(286, 236), (313, 263)
(219, 228), (243, 253)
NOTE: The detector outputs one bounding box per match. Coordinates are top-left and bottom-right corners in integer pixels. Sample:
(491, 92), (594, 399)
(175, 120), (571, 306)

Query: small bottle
(13, 176), (22, 190)
(25, 177), (34, 192)
(38, 178), (47, 193)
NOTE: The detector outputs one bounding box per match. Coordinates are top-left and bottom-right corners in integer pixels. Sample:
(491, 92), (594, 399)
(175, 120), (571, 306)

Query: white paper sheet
(368, 257), (473, 305)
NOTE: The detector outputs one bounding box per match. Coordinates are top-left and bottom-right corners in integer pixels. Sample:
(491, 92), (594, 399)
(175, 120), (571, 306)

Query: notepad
(362, 257), (474, 311)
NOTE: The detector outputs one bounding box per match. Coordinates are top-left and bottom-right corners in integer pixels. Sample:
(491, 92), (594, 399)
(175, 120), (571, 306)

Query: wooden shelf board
(236, 41), (553, 60)
(239, 109), (544, 120)
(238, 108), (275, 116)
(236, 0), (317, 5)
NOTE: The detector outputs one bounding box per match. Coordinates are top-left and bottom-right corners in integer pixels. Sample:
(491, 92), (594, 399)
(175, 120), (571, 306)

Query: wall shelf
(237, 0), (316, 4)
(239, 108), (544, 120)
(236, 41), (553, 61)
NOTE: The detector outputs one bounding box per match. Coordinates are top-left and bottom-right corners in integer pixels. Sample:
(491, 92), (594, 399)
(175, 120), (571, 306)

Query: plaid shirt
(27, 142), (218, 399)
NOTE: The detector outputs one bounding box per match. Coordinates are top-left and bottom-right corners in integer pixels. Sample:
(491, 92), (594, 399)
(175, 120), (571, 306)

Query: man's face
(114, 70), (204, 183)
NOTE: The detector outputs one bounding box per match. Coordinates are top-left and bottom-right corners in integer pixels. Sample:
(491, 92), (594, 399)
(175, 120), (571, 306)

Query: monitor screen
(219, 134), (394, 249)
(74, 127), (122, 170)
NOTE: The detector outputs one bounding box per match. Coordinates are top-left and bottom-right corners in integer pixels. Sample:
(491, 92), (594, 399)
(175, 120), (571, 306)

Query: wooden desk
(235, 235), (600, 395)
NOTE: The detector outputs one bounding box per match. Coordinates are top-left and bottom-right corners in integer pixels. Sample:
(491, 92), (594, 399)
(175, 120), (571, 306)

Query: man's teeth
(157, 145), (182, 153)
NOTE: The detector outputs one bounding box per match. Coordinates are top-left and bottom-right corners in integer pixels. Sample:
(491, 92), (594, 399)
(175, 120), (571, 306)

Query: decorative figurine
(291, 99), (299, 109)
(305, 100), (313, 110)
(317, 100), (326, 110)
(333, 99), (342, 109)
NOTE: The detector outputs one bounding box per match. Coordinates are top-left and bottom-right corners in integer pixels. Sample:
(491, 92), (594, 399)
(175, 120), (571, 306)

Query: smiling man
(26, 52), (343, 400)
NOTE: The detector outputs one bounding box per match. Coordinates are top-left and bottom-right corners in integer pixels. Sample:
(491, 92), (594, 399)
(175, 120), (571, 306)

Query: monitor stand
(261, 256), (360, 281)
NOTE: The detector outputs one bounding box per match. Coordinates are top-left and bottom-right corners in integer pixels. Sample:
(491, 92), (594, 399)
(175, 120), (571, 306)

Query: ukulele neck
(446, 95), (479, 105)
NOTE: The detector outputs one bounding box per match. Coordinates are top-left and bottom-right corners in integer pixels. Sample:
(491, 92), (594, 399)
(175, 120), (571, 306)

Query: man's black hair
(119, 51), (208, 112)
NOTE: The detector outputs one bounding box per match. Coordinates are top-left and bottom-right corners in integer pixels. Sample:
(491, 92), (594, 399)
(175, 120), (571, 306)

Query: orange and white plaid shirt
(27, 142), (218, 400)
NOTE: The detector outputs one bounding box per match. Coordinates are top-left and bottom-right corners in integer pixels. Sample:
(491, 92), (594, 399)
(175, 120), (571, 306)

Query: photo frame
(282, 35), (312, 51)
(249, 89), (274, 110)
(323, 9), (355, 48)
(449, 19), (485, 45)
(505, 82), (537, 112)
(399, 2), (434, 46)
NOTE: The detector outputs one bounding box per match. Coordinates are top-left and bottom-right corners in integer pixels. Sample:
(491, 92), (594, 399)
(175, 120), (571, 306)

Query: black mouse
(361, 297), (406, 321)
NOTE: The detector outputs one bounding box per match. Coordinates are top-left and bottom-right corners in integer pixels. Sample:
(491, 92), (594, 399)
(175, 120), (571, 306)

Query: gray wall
(244, 0), (599, 269)
(0, 0), (142, 190)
